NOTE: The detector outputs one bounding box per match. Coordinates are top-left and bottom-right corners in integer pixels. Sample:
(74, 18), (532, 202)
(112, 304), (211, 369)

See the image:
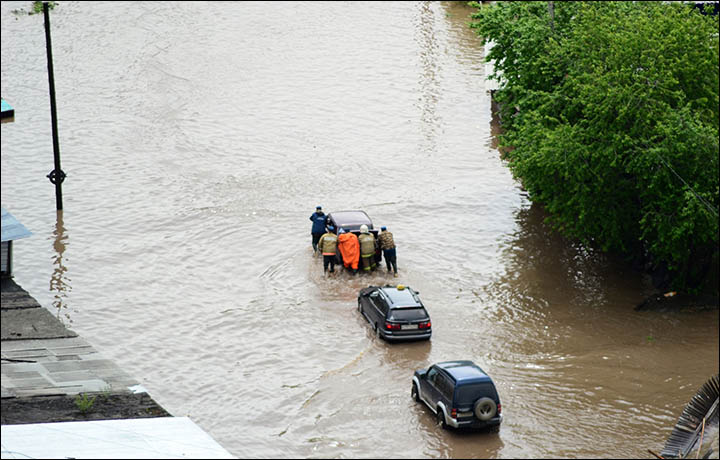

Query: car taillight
(385, 322), (401, 330)
(450, 408), (457, 419)
(497, 403), (502, 414)
(418, 321), (431, 329)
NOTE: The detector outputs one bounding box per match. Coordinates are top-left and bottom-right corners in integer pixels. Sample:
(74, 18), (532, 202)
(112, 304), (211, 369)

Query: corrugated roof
(1, 207), (33, 242)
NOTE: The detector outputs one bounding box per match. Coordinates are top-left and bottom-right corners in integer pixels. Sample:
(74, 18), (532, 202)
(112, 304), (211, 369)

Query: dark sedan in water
(326, 210), (382, 265)
(357, 284), (431, 341)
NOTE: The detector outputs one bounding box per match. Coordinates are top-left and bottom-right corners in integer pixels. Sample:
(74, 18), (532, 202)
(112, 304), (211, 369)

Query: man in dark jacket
(309, 206), (327, 254)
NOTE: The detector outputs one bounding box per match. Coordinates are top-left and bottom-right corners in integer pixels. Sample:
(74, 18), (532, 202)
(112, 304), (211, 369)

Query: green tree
(471, 1), (719, 291)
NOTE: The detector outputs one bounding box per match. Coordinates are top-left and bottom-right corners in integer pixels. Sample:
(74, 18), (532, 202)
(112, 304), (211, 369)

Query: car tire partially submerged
(437, 409), (447, 429)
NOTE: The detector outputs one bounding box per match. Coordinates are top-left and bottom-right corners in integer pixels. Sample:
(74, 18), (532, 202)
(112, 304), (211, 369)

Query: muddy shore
(1, 392), (170, 425)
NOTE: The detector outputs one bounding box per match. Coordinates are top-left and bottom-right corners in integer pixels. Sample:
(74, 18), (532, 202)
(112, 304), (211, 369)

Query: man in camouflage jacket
(378, 226), (398, 276)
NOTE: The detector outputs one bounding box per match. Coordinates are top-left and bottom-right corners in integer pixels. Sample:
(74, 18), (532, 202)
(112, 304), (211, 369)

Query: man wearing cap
(318, 226), (339, 274)
(378, 226), (398, 276)
(309, 206), (327, 255)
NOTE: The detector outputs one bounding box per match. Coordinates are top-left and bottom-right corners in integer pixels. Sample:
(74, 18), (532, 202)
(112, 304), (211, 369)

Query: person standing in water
(318, 225), (339, 274)
(309, 206), (327, 255)
(337, 228), (360, 274)
(358, 224), (377, 272)
(378, 226), (398, 277)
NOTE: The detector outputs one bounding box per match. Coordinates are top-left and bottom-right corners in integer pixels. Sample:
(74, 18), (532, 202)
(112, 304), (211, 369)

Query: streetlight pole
(43, 1), (65, 211)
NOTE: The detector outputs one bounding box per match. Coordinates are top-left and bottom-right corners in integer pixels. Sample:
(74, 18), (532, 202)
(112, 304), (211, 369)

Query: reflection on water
(378, 337), (432, 369)
(482, 202), (719, 458)
(49, 210), (71, 323)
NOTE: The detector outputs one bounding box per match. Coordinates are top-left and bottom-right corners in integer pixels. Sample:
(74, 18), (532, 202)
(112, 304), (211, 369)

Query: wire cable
(652, 150), (719, 218)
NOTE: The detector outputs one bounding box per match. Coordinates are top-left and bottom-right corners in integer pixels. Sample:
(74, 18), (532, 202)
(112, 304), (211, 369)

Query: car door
(435, 372), (454, 412)
(375, 295), (389, 325)
(421, 366), (441, 409)
(359, 290), (371, 319)
(367, 291), (384, 326)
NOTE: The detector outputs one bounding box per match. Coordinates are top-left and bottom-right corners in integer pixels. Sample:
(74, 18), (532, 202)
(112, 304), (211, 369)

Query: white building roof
(0, 417), (235, 459)
(1, 207), (32, 243)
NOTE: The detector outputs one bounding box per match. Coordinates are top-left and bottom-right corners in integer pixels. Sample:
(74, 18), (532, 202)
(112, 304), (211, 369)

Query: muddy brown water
(2, 2), (718, 458)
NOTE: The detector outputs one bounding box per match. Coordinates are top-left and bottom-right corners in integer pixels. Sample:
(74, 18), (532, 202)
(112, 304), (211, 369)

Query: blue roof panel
(1, 207), (33, 242)
(1, 98), (15, 120)
(438, 361), (492, 383)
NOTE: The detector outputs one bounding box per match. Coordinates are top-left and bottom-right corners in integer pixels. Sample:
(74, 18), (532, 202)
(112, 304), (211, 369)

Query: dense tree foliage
(470, 1), (719, 291)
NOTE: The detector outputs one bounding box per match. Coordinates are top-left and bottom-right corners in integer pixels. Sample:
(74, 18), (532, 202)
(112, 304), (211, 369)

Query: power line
(652, 150), (719, 218)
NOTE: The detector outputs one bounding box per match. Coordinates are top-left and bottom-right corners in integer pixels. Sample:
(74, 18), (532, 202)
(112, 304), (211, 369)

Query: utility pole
(43, 1), (65, 211)
(548, 1), (555, 32)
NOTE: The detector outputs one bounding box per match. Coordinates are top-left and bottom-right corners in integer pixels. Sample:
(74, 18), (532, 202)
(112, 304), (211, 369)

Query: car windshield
(454, 383), (497, 406)
(388, 308), (427, 321)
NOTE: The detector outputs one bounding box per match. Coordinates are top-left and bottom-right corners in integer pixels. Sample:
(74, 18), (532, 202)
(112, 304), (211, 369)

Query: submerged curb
(1, 277), (170, 425)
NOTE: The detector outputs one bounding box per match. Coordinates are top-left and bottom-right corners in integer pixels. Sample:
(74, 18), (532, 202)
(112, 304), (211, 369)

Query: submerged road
(1, 1), (718, 457)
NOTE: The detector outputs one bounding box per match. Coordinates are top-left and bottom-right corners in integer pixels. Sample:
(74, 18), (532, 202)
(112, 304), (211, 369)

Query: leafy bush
(11, 1), (57, 16)
(31, 1), (56, 15)
(471, 1), (719, 291)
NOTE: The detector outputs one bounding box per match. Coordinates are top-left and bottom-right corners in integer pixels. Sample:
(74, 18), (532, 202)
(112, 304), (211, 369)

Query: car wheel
(437, 408), (447, 429)
(474, 397), (497, 421)
(411, 383), (420, 402)
(357, 300), (362, 313)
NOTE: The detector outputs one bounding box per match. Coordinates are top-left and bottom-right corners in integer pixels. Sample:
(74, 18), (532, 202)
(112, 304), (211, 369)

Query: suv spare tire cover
(474, 397), (497, 421)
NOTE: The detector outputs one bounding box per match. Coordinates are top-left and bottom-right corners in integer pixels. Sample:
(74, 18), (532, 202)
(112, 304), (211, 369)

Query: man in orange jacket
(337, 229), (360, 274)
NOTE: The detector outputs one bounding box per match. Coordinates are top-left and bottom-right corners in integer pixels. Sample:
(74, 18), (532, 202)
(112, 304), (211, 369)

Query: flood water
(2, 1), (718, 458)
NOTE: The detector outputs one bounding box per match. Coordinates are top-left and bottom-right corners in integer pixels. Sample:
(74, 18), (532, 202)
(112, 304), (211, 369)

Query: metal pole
(43, 1), (65, 211)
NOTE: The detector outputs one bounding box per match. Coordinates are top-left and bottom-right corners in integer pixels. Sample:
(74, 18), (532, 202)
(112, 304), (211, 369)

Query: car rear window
(384, 289), (419, 306)
(454, 383), (498, 406)
(388, 308), (428, 321)
(330, 211), (371, 227)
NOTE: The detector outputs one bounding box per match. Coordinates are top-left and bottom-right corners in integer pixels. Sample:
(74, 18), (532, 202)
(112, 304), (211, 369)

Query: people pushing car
(317, 225), (338, 274)
(337, 228), (360, 274)
(378, 226), (398, 277)
(311, 210), (394, 275)
(358, 224), (377, 272)
(309, 206), (327, 255)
